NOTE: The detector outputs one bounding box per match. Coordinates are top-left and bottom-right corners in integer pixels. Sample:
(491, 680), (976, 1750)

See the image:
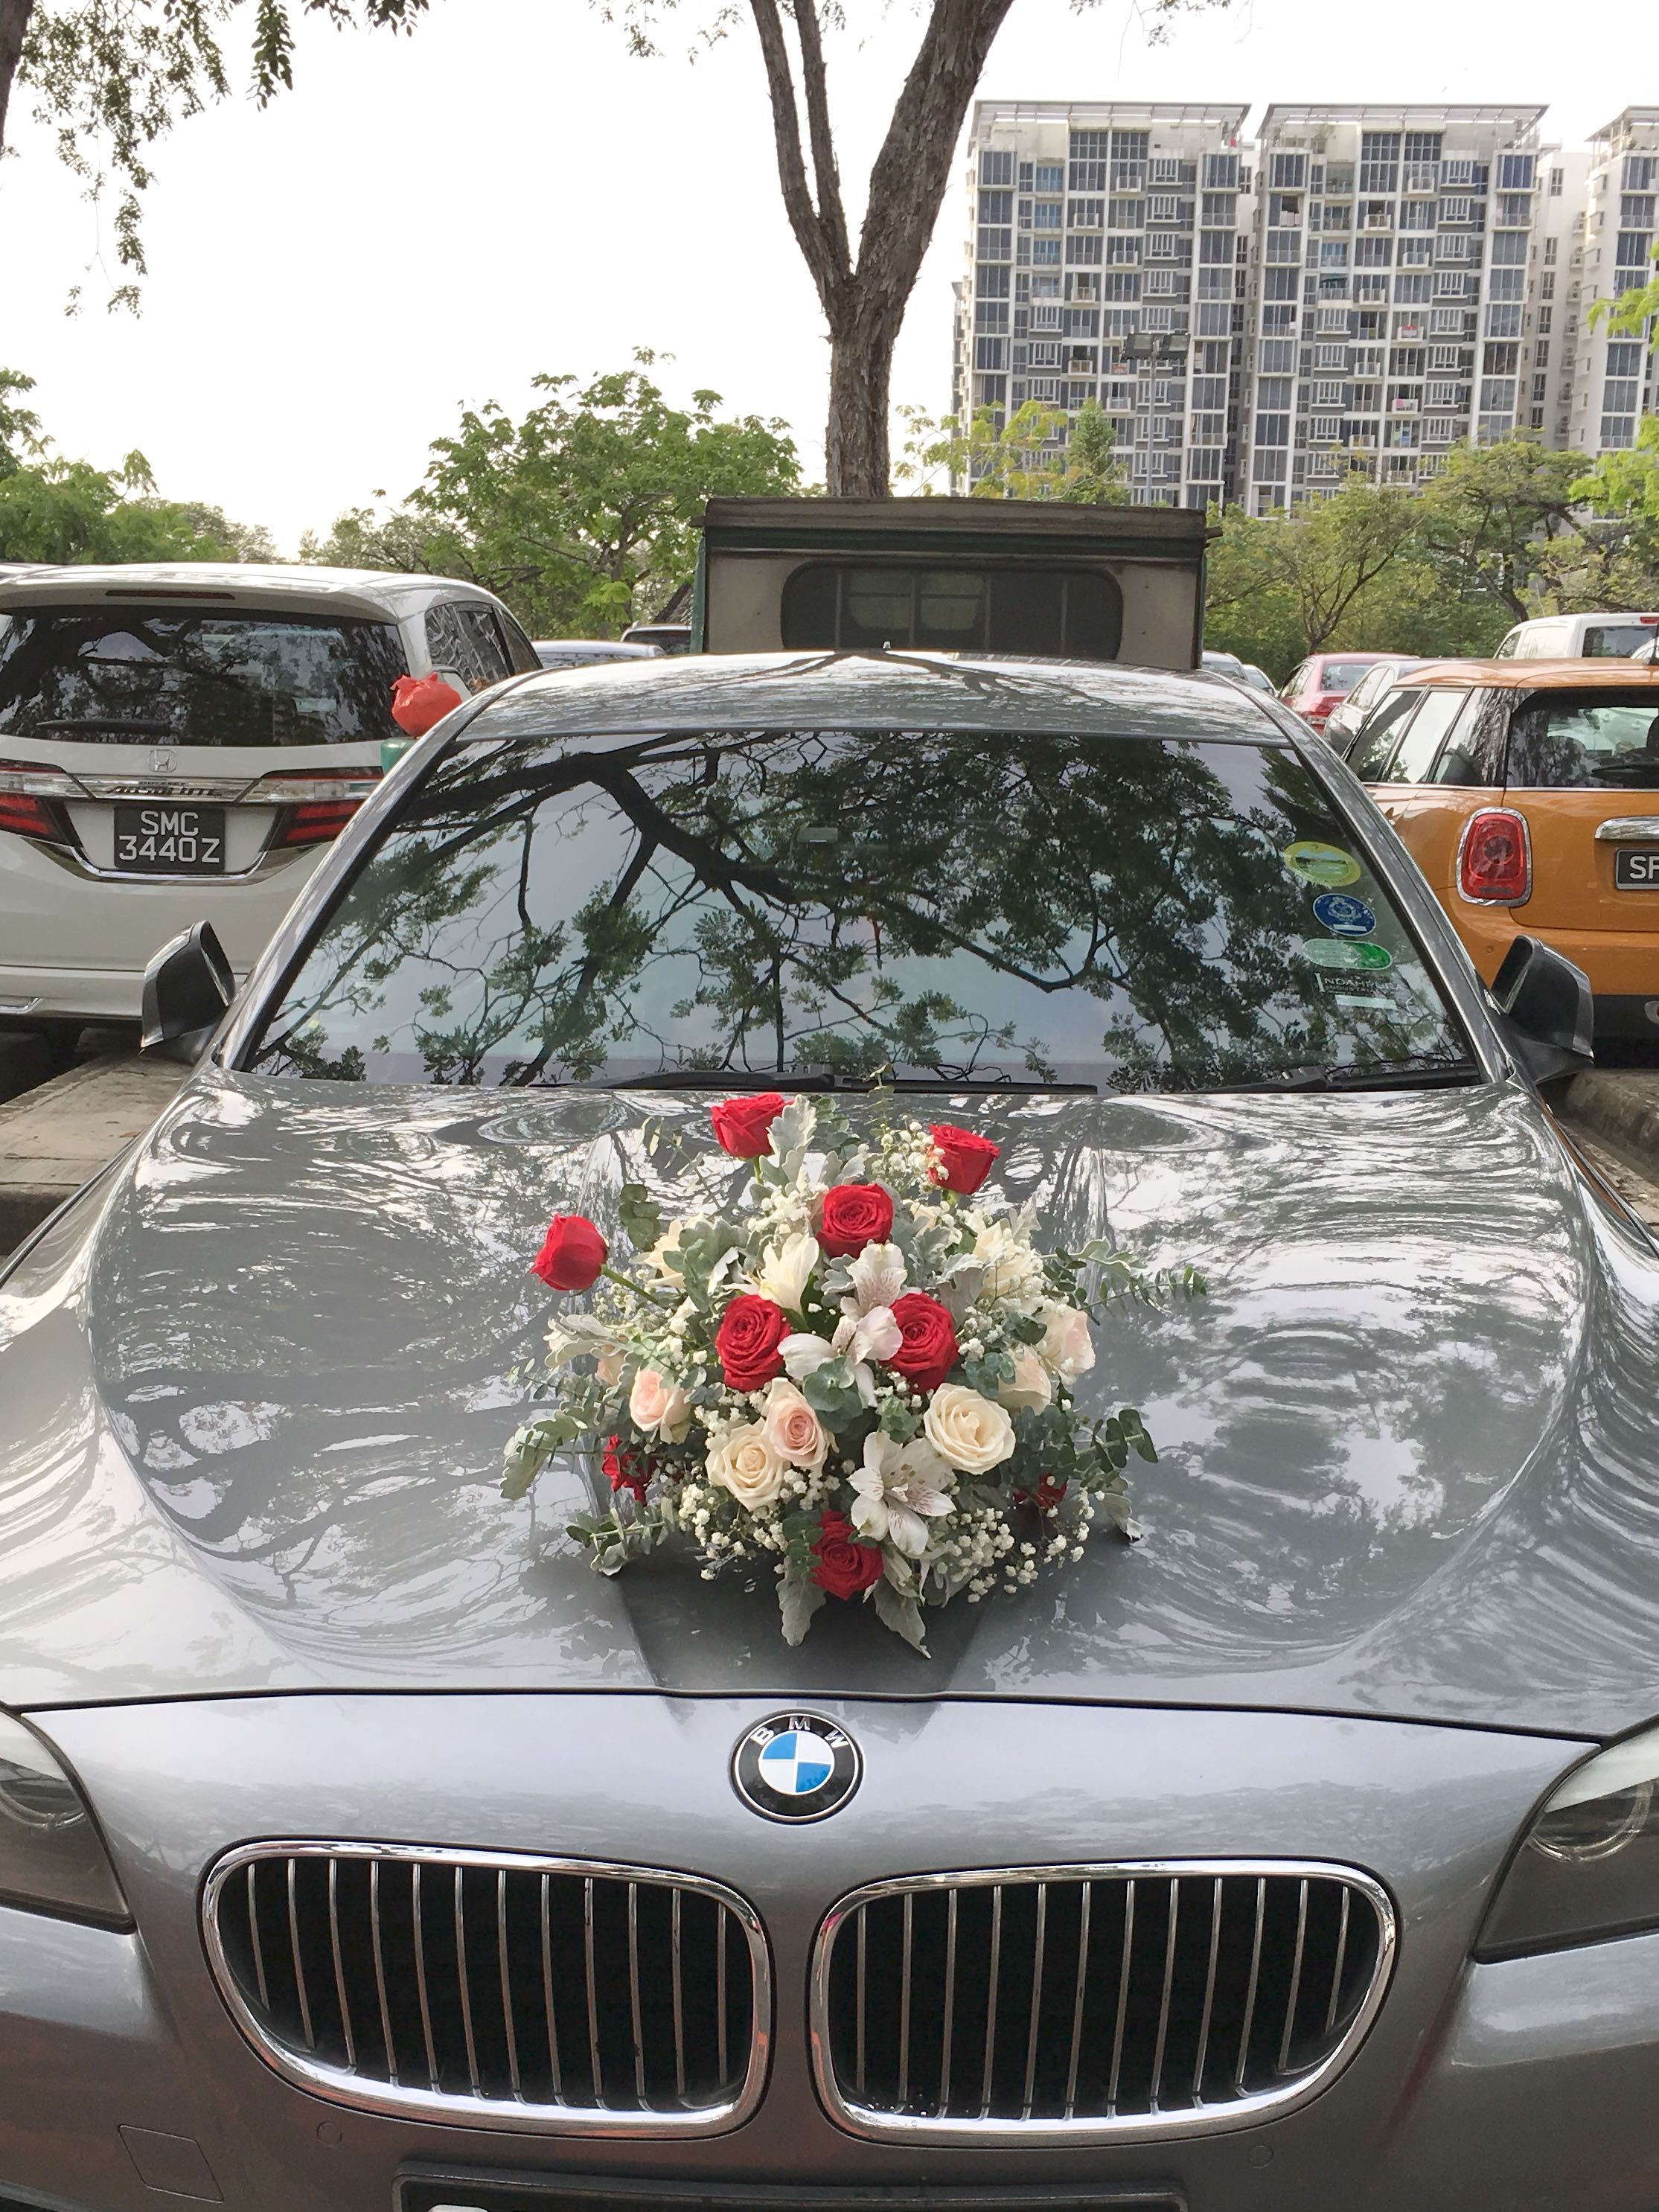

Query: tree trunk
(0, 0), (32, 156)
(826, 314), (896, 499)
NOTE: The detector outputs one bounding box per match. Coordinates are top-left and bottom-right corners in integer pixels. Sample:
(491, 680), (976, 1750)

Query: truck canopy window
(780, 563), (1123, 659)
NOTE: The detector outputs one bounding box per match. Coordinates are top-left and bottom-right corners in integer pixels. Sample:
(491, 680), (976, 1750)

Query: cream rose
(923, 1383), (1016, 1475)
(997, 1346), (1053, 1412)
(629, 1366), (691, 1444)
(706, 1422), (788, 1511)
(1038, 1302), (1096, 1383)
(762, 1379), (828, 1469)
(972, 1218), (1043, 1307)
(595, 1346), (624, 1387)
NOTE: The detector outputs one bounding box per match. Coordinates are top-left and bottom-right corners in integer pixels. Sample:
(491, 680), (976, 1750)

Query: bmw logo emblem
(732, 1712), (861, 1823)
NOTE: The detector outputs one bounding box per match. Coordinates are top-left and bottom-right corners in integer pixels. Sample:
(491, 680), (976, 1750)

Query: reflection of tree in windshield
(252, 727), (1468, 1090)
(0, 611), (405, 747)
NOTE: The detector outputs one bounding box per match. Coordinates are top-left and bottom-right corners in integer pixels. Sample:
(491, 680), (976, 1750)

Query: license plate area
(112, 801), (226, 875)
(397, 2184), (1184, 2212)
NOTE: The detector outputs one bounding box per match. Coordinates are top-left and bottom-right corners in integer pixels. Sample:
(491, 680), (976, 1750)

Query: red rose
(819, 1181), (895, 1257)
(929, 1124), (1000, 1196)
(714, 1293), (790, 1392)
(811, 1509), (886, 1599)
(531, 1214), (608, 1291)
(602, 1433), (649, 1502)
(709, 1093), (787, 1158)
(886, 1292), (959, 1393)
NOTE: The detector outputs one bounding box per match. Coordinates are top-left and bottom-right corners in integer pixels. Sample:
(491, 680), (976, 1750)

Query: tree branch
(788, 0), (851, 280)
(746, 0), (848, 309)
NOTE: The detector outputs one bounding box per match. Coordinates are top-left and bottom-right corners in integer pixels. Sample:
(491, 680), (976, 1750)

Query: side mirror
(1492, 933), (1594, 1084)
(141, 921), (235, 1064)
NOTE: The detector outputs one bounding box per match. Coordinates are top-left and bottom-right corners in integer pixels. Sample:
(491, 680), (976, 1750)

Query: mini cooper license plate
(1614, 845), (1659, 889)
(112, 802), (226, 875)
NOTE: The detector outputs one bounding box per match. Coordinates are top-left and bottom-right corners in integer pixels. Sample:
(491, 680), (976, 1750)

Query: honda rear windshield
(1506, 689), (1659, 789)
(0, 607), (409, 747)
(1318, 662), (1375, 696)
(247, 725), (1471, 1094)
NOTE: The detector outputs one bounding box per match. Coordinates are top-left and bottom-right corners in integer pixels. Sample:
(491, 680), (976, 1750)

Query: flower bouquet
(503, 1093), (1202, 1652)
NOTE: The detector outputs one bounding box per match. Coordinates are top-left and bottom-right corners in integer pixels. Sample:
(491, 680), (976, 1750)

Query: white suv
(0, 563), (540, 1034)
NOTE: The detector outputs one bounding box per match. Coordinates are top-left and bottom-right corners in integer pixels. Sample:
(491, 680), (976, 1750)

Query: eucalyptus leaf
(617, 1181), (662, 1252)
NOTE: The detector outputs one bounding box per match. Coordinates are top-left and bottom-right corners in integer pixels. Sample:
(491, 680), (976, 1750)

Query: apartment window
(1255, 412), (1291, 445)
(1495, 194), (1532, 228)
(1204, 153), (1240, 191)
(979, 188), (1013, 225)
(1070, 130), (1108, 162)
(977, 227), (1011, 261)
(1422, 416), (1457, 444)
(1602, 415), (1637, 447)
(974, 337), (1008, 371)
(1395, 272), (1432, 304)
(1622, 195), (1658, 228)
(1257, 375), (1293, 409)
(1018, 162), (1034, 191)
(1399, 240), (1433, 270)
(1070, 159), (1108, 192)
(1489, 268), (1525, 301)
(1143, 304), (1176, 331)
(1144, 268), (1185, 295)
(1532, 371), (1548, 402)
(1269, 152), (1307, 191)
(1068, 199), (1105, 230)
(1311, 379), (1347, 406)
(978, 264), (1011, 301)
(1067, 234), (1105, 266)
(1035, 164), (1064, 193)
(1428, 345), (1465, 369)
(1320, 202), (1353, 232)
(1112, 130), (1150, 162)
(1355, 237), (1393, 268)
(1145, 229), (1181, 260)
(1320, 240), (1349, 268)
(1030, 302), (1063, 330)
(1102, 272), (1140, 299)
(1261, 304), (1297, 330)
(973, 375), (1006, 409)
(1192, 375), (1227, 409)
(1605, 378), (1641, 411)
(1608, 342), (1646, 376)
(1399, 199), (1436, 232)
(975, 301), (1009, 332)
(1535, 328), (1550, 356)
(1484, 342), (1520, 374)
(1425, 379), (1462, 406)
(1439, 196), (1474, 224)
(1404, 130), (1444, 167)
(1623, 155), (1657, 191)
(1489, 231), (1524, 265)
(1480, 378), (1516, 412)
(1550, 167), (1563, 196)
(1198, 228), (1233, 266)
(1268, 191), (1302, 227)
(1032, 272), (1062, 298)
(1148, 156), (1186, 185)
(1033, 200), (1063, 231)
(1497, 153), (1535, 191)
(1066, 272), (1101, 303)
(1148, 193), (1182, 221)
(1543, 236), (1558, 265)
(1617, 231), (1653, 269)
(1201, 191), (1236, 225)
(1442, 157), (1476, 187)
(1107, 197), (1145, 230)
(1265, 230), (1300, 263)
(979, 150), (1014, 188)
(1033, 238), (1061, 265)
(1485, 304), (1523, 338)
(1541, 270), (1556, 300)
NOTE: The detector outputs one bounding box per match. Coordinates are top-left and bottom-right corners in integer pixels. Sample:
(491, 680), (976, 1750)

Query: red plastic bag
(390, 672), (464, 737)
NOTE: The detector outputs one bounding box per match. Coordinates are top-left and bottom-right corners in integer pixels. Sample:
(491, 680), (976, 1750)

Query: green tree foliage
(4, 1), (428, 300)
(305, 357), (800, 637)
(0, 367), (271, 561)
(896, 398), (1131, 502)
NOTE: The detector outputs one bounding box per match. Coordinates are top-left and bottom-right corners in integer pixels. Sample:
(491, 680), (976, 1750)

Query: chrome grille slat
(204, 1844), (768, 2137)
(813, 1861), (1394, 2146)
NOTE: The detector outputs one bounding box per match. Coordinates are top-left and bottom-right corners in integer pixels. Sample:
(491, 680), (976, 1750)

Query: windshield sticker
(1311, 892), (1377, 938)
(1282, 840), (1361, 888)
(1300, 937), (1394, 972)
(1334, 992), (1396, 1009)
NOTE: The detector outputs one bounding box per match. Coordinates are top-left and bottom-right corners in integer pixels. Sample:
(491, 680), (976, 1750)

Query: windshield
(247, 726), (1471, 1093)
(1506, 689), (1659, 790)
(1582, 621), (1658, 658)
(1319, 662), (1375, 696)
(0, 607), (409, 747)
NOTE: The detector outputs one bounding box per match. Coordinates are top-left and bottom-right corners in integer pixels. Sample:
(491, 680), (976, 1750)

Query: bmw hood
(4, 1068), (1659, 1736)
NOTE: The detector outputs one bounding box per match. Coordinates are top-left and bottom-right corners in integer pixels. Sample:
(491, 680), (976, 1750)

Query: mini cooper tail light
(0, 760), (77, 845)
(254, 767), (381, 849)
(1459, 807), (1531, 904)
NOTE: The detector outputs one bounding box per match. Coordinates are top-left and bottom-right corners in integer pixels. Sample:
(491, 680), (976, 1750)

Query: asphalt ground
(1, 1035), (1658, 1259)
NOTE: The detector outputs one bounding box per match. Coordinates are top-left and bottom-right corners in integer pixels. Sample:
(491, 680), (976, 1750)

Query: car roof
(0, 560), (507, 621)
(1410, 658), (1659, 690)
(1313, 650), (1415, 665)
(466, 649), (1289, 744)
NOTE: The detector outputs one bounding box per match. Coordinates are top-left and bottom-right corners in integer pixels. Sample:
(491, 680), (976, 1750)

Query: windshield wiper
(1212, 1061), (1483, 1095)
(563, 1067), (1097, 1094)
(34, 717), (176, 735)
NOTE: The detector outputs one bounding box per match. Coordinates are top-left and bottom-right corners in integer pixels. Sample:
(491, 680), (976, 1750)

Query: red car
(1279, 651), (1417, 734)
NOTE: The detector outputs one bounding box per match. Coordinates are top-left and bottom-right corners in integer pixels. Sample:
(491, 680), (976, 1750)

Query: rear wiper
(1214, 1062), (1483, 1095)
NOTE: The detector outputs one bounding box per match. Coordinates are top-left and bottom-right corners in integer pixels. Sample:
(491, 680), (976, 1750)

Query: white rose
(750, 1232), (819, 1313)
(972, 1218), (1043, 1307)
(923, 1383), (1016, 1475)
(1038, 1302), (1096, 1383)
(629, 1366), (691, 1444)
(595, 1346), (624, 1387)
(997, 1346), (1053, 1412)
(706, 1422), (788, 1511)
(762, 1378), (828, 1468)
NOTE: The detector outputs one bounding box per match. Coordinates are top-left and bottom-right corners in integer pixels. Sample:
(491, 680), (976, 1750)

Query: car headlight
(1480, 1722), (1659, 1959)
(0, 1710), (130, 1927)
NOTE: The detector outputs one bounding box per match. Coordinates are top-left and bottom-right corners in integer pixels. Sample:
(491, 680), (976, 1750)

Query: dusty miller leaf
(872, 1579), (930, 1655)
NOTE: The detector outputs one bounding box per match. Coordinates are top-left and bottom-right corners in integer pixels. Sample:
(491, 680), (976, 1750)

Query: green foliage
(0, 370), (43, 478)
(305, 354), (799, 636)
(896, 398), (1131, 503)
(12, 1), (429, 298)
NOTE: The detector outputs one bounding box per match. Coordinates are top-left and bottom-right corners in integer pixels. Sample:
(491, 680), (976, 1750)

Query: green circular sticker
(1282, 840), (1361, 889)
(1300, 937), (1394, 971)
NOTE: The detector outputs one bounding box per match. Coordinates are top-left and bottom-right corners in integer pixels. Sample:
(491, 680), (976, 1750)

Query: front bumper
(0, 1692), (1643, 2212)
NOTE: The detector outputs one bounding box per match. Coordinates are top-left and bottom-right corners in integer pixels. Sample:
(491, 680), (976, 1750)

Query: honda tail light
(0, 761), (78, 845)
(252, 767), (381, 850)
(1459, 807), (1532, 904)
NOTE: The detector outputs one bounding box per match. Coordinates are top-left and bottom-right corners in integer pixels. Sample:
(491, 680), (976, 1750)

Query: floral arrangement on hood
(504, 1093), (1203, 1652)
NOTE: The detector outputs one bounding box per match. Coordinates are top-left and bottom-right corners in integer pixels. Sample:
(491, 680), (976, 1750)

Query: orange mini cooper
(1341, 659), (1659, 1041)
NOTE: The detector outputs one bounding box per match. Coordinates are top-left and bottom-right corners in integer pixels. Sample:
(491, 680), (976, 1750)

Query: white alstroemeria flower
(779, 1330), (836, 1381)
(546, 1314), (626, 1370)
(779, 1307), (898, 1409)
(844, 1240), (907, 1314)
(850, 1432), (956, 1557)
(749, 1233), (819, 1313)
(834, 1305), (901, 1366)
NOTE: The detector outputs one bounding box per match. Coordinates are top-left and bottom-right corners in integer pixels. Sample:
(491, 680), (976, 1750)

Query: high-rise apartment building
(956, 103), (1249, 508)
(1564, 109), (1659, 456)
(1242, 105), (1548, 513)
(952, 98), (1655, 511)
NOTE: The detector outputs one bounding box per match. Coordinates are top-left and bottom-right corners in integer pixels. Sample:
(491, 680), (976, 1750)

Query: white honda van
(0, 563), (539, 1035)
(1494, 610), (1659, 658)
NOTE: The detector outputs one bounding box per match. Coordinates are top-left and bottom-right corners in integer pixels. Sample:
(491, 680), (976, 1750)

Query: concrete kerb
(1561, 1070), (1659, 1177)
(0, 1053), (188, 1251)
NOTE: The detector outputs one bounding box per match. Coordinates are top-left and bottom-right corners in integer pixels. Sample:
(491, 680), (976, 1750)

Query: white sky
(1, 0), (1652, 552)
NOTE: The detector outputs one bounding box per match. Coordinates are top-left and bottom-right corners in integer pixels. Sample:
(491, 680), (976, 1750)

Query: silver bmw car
(2, 651), (1658, 2212)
